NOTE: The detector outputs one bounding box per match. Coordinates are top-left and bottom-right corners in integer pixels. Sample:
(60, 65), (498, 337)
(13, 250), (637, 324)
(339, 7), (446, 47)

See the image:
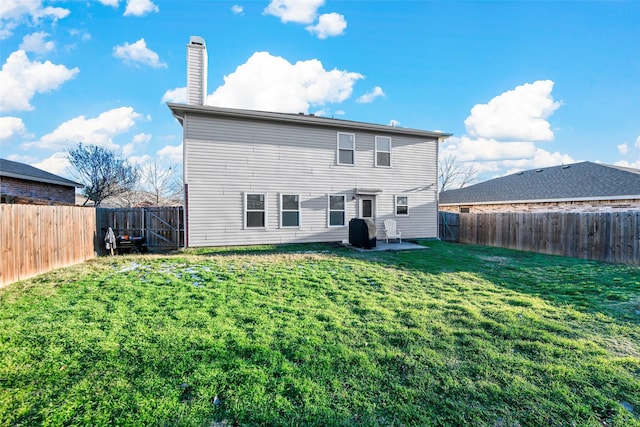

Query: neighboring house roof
(168, 103), (452, 140)
(0, 158), (82, 188)
(439, 161), (640, 205)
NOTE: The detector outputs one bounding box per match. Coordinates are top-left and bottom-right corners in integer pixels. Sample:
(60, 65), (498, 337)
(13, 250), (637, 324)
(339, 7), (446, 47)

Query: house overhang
(167, 102), (452, 140)
(356, 188), (383, 195)
(0, 171), (83, 188)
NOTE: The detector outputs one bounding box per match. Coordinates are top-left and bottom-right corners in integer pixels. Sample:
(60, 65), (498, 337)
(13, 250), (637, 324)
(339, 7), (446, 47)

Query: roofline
(439, 194), (640, 206)
(167, 103), (452, 140)
(0, 170), (83, 188)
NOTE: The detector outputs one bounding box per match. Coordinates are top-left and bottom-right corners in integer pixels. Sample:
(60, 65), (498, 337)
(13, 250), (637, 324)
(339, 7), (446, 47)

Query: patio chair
(384, 219), (402, 244)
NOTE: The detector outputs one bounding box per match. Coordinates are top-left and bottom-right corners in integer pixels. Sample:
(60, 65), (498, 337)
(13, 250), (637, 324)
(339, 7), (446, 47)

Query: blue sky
(1, 0), (639, 188)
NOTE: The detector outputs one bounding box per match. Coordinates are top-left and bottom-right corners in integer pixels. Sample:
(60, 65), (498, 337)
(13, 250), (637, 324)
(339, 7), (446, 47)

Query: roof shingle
(439, 162), (640, 205)
(0, 158), (82, 188)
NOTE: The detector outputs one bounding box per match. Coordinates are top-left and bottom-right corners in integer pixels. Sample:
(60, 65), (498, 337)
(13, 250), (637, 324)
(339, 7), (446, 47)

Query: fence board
(1, 205), (97, 288)
(455, 211), (640, 265)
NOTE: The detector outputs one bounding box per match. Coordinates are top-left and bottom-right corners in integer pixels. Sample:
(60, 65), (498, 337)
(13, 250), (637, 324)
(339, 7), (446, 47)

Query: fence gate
(97, 207), (184, 252)
(439, 211), (459, 241)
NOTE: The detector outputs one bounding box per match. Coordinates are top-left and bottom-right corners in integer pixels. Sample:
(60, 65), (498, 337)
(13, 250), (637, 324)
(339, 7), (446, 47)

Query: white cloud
(440, 80), (574, 184)
(132, 132), (151, 144)
(0, 50), (79, 112)
(264, 0), (324, 24)
(636, 135), (640, 148)
(389, 119), (400, 127)
(98, 0), (120, 6)
(306, 12), (346, 39)
(465, 80), (560, 141)
(441, 136), (537, 162)
(20, 31), (54, 54)
(501, 149), (575, 172)
(0, 0), (69, 40)
(113, 39), (166, 68)
(615, 159), (640, 169)
(232, 5), (244, 15)
(33, 152), (70, 177)
(69, 29), (91, 42)
(356, 86), (385, 104)
(0, 116), (28, 140)
(123, 132), (151, 157)
(618, 143), (628, 155)
(161, 87), (187, 103)
(124, 0), (159, 16)
(441, 136), (576, 184)
(25, 106), (141, 151)
(128, 154), (151, 167)
(157, 143), (183, 164)
(207, 52), (363, 113)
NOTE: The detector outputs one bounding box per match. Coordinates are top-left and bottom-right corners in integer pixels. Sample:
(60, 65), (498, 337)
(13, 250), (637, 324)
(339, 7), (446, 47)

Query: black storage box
(349, 218), (377, 249)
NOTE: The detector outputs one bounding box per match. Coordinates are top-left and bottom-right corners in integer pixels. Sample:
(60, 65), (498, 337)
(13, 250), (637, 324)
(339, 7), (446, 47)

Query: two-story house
(168, 37), (450, 247)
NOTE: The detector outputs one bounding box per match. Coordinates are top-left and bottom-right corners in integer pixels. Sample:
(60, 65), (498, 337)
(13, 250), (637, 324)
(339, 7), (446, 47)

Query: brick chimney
(186, 36), (207, 106)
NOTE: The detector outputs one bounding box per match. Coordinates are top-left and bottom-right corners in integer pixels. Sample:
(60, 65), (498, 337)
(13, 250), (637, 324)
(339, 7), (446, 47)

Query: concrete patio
(342, 240), (429, 252)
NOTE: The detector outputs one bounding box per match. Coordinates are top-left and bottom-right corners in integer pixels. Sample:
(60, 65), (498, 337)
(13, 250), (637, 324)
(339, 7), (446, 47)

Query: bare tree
(68, 143), (139, 207)
(143, 159), (182, 205)
(439, 154), (478, 192)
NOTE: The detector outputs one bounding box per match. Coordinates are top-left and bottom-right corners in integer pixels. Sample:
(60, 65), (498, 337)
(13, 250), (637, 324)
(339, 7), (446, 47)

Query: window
(245, 193), (266, 228)
(328, 195), (346, 227)
(375, 136), (391, 167)
(281, 194), (300, 227)
(395, 196), (408, 216)
(460, 207), (470, 213)
(337, 133), (355, 165)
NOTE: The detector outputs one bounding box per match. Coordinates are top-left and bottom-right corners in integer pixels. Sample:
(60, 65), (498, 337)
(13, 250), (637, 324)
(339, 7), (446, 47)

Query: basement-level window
(245, 193), (266, 228)
(281, 194), (300, 227)
(375, 136), (392, 167)
(328, 195), (346, 227)
(337, 132), (355, 165)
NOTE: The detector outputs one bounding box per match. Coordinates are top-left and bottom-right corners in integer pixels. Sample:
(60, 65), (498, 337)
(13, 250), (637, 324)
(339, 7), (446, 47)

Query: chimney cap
(189, 36), (206, 47)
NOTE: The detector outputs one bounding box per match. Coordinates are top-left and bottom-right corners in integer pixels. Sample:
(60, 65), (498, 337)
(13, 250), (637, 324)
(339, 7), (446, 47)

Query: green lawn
(1, 241), (639, 426)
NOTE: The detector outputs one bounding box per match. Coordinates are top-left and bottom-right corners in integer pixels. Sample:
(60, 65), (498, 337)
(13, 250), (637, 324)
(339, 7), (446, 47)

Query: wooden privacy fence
(96, 206), (184, 252)
(1, 204), (97, 287)
(458, 211), (640, 265)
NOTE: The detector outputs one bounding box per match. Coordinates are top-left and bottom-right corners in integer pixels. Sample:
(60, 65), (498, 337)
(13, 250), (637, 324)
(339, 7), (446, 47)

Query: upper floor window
(245, 193), (266, 228)
(281, 194), (300, 227)
(337, 133), (355, 165)
(328, 195), (346, 226)
(375, 136), (391, 167)
(395, 195), (408, 216)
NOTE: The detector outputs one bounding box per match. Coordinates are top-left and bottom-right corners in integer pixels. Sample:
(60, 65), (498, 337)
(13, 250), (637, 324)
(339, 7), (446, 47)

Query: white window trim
(375, 136), (392, 168)
(337, 132), (356, 166)
(244, 192), (268, 229)
(280, 193), (301, 228)
(395, 195), (409, 217)
(327, 194), (347, 227)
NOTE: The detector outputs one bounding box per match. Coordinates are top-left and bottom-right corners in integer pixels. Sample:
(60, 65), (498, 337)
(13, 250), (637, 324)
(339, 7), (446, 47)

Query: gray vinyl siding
(184, 113), (438, 247)
(186, 45), (206, 106)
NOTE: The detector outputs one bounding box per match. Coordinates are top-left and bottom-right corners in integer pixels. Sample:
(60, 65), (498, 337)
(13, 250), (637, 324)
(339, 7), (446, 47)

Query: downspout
(183, 111), (189, 248)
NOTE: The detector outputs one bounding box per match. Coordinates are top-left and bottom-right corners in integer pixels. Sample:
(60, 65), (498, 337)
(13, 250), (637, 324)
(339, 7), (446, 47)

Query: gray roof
(0, 158), (82, 188)
(168, 103), (452, 140)
(439, 161), (640, 205)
